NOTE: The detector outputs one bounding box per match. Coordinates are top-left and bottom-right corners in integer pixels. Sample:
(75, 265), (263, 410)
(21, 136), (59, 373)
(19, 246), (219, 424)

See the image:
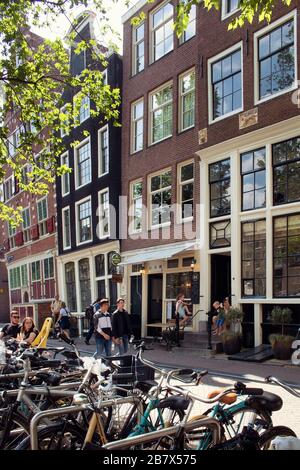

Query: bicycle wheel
(222, 406), (272, 438)
(258, 426), (297, 450)
(16, 421), (87, 450)
(0, 411), (29, 450)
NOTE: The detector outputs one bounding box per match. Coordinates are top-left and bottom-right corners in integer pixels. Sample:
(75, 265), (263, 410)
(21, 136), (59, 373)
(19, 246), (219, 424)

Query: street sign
(111, 252), (122, 266)
(112, 273), (123, 283)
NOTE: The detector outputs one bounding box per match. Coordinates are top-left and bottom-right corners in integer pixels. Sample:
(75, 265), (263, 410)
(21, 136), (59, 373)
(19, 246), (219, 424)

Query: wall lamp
(139, 265), (145, 275)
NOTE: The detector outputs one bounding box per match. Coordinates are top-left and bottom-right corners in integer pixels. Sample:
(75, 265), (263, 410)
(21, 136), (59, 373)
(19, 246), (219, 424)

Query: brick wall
(121, 0), (299, 253)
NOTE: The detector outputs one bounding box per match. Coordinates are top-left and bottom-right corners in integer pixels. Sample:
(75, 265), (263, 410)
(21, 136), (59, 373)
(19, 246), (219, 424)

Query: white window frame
(3, 175), (15, 202)
(98, 125), (109, 177)
(131, 98), (144, 154)
(102, 69), (108, 85)
(7, 222), (16, 249)
(74, 93), (90, 125)
(60, 104), (68, 137)
(254, 9), (298, 106)
(61, 151), (70, 196)
(98, 188), (110, 239)
(22, 206), (31, 243)
(74, 137), (91, 190)
(31, 260), (41, 282)
(179, 3), (196, 44)
(177, 159), (194, 223)
(208, 41), (244, 124)
(75, 196), (92, 246)
(221, 0), (240, 20)
(62, 206), (71, 250)
(149, 81), (173, 146)
(44, 257), (54, 280)
(21, 264), (28, 288)
(130, 179), (143, 234)
(150, 0), (174, 64)
(132, 22), (145, 75)
(37, 196), (48, 237)
(148, 167), (172, 229)
(178, 68), (195, 133)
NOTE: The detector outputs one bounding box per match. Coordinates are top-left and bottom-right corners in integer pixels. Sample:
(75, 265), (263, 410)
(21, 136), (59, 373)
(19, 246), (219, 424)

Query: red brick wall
(121, 0), (300, 253)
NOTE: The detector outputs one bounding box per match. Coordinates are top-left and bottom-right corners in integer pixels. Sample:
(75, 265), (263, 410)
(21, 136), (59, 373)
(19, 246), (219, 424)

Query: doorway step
(227, 344), (273, 362)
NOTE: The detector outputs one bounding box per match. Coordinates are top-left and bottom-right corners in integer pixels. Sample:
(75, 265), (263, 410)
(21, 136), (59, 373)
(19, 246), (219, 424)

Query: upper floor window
(178, 162), (194, 221)
(44, 257), (54, 280)
(78, 95), (90, 124)
(151, 1), (174, 63)
(273, 136), (300, 205)
(131, 99), (144, 153)
(61, 152), (70, 196)
(209, 45), (242, 122)
(77, 198), (92, 244)
(37, 197), (48, 236)
(60, 104), (68, 137)
(31, 261), (41, 282)
(4, 176), (14, 202)
(179, 3), (196, 44)
(130, 180), (143, 233)
(222, 0), (240, 19)
(8, 222), (16, 249)
(132, 22), (145, 75)
(75, 139), (91, 189)
(150, 82), (173, 144)
(241, 147), (266, 211)
(62, 207), (71, 250)
(71, 48), (86, 76)
(22, 207), (31, 243)
(98, 189), (110, 239)
(149, 169), (172, 227)
(209, 158), (231, 218)
(98, 126), (109, 176)
(257, 16), (295, 102)
(179, 69), (195, 132)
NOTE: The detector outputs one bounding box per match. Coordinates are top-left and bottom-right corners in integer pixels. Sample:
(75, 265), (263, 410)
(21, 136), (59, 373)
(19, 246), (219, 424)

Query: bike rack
(30, 395), (142, 450)
(102, 416), (222, 450)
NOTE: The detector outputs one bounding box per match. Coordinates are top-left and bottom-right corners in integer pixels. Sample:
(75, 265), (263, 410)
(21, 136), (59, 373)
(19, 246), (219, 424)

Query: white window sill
(209, 107), (243, 125)
(255, 84), (298, 106)
(149, 134), (172, 146)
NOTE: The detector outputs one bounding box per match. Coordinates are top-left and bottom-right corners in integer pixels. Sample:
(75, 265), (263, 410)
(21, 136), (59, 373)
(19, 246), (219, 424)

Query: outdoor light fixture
(190, 258), (196, 270)
(139, 265), (145, 275)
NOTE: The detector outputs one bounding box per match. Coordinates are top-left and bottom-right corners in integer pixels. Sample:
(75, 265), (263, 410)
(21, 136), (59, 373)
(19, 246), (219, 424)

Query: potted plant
(269, 306), (294, 360)
(221, 307), (245, 355)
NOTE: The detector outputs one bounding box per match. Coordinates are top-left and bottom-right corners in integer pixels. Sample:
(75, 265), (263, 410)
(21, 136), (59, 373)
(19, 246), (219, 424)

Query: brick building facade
(120, 0), (300, 343)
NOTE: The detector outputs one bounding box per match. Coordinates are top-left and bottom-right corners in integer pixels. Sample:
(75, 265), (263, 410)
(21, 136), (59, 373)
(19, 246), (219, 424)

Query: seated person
(0, 310), (21, 339)
(175, 293), (192, 327)
(17, 317), (39, 346)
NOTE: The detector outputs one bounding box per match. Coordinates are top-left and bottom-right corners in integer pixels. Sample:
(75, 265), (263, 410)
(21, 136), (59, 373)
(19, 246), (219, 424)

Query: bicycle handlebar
(265, 376), (300, 398)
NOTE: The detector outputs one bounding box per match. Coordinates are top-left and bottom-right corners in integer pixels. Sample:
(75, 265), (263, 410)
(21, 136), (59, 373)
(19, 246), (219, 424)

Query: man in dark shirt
(0, 310), (21, 339)
(112, 298), (132, 355)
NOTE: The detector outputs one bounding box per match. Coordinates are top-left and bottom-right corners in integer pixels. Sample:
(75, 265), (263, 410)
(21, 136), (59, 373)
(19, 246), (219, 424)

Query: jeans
(95, 336), (112, 357)
(116, 335), (129, 355)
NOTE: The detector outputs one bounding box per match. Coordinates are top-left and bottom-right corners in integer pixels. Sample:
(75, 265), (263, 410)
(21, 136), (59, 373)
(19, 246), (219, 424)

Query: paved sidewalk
(49, 336), (300, 386)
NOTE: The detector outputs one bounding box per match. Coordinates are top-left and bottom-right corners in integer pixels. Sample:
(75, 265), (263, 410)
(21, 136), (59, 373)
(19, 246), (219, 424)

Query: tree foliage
(0, 0), (291, 227)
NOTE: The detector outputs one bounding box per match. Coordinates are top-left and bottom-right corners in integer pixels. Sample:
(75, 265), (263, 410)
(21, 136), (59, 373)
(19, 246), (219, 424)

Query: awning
(120, 242), (196, 266)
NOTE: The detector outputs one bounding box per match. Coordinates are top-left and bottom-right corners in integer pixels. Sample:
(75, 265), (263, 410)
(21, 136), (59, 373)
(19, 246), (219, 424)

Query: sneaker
(85, 340), (90, 345)
(207, 346), (212, 350)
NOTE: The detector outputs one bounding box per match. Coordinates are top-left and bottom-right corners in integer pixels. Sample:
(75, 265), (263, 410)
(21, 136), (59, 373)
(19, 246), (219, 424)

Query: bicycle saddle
(245, 392), (283, 412)
(207, 389), (237, 405)
(157, 395), (191, 411)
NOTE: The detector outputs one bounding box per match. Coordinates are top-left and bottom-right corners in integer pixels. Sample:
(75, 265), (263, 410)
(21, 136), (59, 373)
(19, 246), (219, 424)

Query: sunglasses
(11, 315), (20, 319)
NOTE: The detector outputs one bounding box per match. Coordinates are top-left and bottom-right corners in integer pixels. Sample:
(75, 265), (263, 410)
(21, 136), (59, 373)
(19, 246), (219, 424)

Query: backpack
(85, 305), (94, 320)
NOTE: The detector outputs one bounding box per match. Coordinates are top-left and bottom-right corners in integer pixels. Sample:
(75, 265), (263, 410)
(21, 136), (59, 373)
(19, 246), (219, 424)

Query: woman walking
(57, 301), (71, 340)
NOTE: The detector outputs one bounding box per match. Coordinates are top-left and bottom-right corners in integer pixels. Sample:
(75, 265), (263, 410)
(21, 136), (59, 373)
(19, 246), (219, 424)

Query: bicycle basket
(111, 355), (155, 396)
